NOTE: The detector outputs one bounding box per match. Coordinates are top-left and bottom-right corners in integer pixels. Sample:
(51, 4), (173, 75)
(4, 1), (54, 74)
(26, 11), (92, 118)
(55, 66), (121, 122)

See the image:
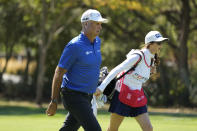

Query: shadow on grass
(0, 106), (66, 116)
(1, 105), (197, 118)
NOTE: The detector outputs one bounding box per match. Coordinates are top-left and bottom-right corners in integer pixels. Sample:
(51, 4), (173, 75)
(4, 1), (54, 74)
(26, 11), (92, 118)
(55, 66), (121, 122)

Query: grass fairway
(0, 101), (197, 131)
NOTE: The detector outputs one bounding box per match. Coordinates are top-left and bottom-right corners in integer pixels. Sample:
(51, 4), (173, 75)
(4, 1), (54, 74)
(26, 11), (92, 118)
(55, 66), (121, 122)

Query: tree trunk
(35, 47), (47, 105)
(174, 0), (191, 106)
(177, 0), (191, 90)
(35, 0), (47, 105)
(34, 0), (74, 105)
(0, 41), (14, 92)
(23, 48), (31, 85)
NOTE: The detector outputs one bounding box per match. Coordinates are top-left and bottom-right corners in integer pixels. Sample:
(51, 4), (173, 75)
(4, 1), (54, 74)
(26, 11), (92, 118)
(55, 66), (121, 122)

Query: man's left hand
(46, 102), (57, 116)
(94, 88), (102, 97)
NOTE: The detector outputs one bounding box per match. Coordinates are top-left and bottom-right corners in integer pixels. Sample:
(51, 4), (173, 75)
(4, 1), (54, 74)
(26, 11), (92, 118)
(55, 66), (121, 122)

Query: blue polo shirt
(58, 33), (102, 94)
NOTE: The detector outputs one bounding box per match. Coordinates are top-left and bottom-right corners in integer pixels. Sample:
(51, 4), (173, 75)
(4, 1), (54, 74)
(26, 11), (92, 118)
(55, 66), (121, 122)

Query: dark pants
(59, 88), (101, 131)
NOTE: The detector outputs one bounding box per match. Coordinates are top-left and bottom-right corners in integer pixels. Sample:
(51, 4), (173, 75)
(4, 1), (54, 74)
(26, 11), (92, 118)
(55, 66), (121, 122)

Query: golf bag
(98, 52), (143, 101)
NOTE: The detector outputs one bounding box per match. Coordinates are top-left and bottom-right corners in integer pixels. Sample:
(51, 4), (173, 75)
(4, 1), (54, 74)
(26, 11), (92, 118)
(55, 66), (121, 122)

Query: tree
(20, 0), (83, 105)
(0, 0), (25, 90)
(157, 0), (197, 106)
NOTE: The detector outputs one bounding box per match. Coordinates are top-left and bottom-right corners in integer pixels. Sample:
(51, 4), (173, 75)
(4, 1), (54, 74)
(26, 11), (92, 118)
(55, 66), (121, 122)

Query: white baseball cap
(145, 31), (168, 44)
(81, 9), (108, 23)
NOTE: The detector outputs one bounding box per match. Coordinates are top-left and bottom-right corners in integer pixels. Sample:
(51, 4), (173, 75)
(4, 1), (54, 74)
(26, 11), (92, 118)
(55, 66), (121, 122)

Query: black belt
(61, 87), (93, 96)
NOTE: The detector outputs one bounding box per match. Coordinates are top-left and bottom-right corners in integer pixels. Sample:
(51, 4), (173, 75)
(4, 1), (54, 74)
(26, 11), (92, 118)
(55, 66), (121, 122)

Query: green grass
(0, 102), (197, 131)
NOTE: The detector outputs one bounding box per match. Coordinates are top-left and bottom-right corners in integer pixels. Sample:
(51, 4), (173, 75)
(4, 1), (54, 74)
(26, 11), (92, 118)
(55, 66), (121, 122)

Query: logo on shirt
(85, 51), (93, 55)
(132, 73), (148, 82)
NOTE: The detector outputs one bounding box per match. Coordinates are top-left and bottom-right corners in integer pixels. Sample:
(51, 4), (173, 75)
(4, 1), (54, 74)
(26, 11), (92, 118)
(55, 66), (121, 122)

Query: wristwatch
(51, 99), (58, 104)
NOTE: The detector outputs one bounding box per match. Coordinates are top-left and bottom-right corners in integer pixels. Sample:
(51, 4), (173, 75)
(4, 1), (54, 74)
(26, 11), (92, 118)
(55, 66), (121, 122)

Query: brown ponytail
(154, 53), (160, 67)
(150, 53), (160, 80)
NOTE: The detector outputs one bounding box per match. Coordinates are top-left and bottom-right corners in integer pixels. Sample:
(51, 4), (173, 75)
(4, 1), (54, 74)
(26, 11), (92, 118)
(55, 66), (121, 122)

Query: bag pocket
(118, 85), (147, 107)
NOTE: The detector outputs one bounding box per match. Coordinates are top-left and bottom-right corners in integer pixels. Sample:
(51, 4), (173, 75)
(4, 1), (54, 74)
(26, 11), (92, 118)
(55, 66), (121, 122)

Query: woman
(95, 31), (168, 131)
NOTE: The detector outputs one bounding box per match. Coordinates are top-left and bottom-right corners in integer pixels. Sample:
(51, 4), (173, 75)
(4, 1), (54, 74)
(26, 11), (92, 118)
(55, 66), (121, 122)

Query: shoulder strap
(116, 52), (142, 80)
(140, 50), (153, 67)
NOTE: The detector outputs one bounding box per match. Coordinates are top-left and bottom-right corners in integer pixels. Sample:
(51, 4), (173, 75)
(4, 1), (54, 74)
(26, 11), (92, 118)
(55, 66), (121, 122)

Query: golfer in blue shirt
(46, 9), (108, 131)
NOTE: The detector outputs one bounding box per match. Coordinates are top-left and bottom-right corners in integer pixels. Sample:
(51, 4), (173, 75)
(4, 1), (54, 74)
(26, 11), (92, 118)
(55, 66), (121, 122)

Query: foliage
(0, 0), (197, 107)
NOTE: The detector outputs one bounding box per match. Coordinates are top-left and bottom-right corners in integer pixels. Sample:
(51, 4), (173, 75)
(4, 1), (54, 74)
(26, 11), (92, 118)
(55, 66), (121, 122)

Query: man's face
(86, 21), (102, 37)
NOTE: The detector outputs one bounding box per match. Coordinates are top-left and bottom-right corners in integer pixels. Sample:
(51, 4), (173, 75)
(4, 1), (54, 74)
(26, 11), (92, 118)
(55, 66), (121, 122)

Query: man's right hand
(46, 102), (57, 116)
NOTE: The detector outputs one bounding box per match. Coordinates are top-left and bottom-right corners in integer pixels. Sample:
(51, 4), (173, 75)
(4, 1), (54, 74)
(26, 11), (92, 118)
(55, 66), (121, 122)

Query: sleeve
(98, 54), (141, 92)
(58, 43), (78, 70)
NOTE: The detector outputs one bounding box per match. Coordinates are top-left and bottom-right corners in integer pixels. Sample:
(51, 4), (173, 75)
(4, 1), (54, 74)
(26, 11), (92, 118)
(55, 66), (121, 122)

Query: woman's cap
(81, 9), (108, 23)
(145, 31), (168, 44)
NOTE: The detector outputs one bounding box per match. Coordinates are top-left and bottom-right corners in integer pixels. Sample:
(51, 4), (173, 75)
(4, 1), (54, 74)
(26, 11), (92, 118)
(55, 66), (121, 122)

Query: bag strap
(116, 52), (143, 80)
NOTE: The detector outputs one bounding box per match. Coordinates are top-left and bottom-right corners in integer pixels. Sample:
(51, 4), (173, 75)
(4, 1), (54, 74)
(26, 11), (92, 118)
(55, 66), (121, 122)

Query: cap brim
(154, 37), (169, 43)
(95, 18), (108, 23)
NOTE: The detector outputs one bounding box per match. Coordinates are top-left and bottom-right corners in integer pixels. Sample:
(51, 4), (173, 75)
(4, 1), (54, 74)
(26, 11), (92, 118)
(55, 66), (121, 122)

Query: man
(46, 9), (108, 131)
